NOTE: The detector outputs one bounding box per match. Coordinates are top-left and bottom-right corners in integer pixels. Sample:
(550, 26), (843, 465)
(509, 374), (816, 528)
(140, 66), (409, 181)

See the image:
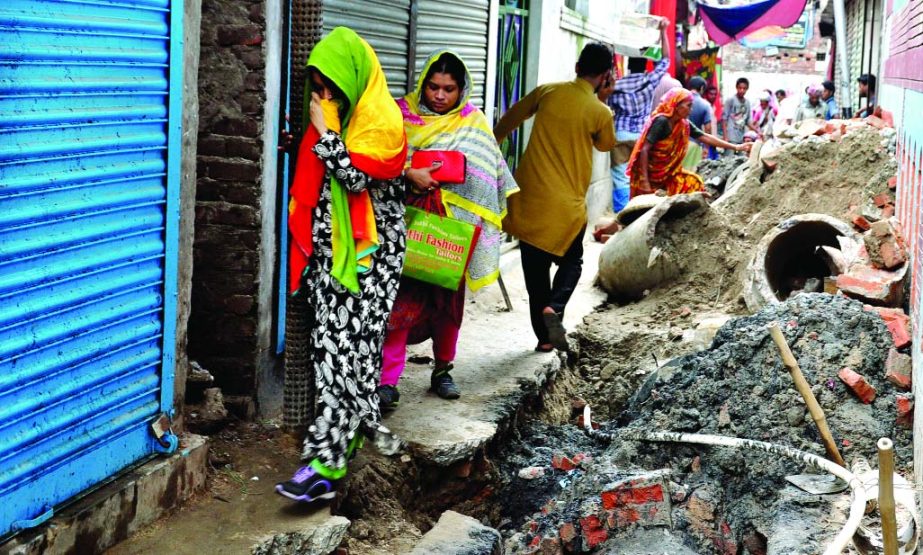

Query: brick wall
(189, 0), (275, 398)
(880, 0), (923, 510)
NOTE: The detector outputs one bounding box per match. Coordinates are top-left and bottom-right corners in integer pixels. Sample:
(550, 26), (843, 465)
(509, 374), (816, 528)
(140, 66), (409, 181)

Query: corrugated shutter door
(0, 0), (178, 535)
(322, 0), (411, 97)
(415, 0), (490, 107)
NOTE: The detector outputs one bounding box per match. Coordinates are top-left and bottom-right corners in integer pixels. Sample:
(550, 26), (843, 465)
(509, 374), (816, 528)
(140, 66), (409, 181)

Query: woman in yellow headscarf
(277, 27), (407, 503)
(376, 51), (517, 409)
(627, 87), (750, 199)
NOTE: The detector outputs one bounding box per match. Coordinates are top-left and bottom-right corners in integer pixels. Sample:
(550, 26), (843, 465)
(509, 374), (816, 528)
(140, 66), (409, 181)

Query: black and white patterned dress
(301, 131), (405, 470)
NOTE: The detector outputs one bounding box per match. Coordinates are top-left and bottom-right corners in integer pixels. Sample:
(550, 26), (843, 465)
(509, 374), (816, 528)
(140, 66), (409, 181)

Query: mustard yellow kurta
(494, 79), (616, 256)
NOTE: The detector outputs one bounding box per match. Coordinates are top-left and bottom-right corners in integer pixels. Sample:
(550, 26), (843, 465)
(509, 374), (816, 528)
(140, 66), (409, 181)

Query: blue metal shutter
(0, 0), (182, 536)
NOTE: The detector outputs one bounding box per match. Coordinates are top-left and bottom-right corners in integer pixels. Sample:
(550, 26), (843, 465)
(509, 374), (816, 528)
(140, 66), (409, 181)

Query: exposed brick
(865, 306), (913, 348)
(896, 395), (914, 428)
(873, 192), (892, 208)
(244, 71), (264, 91)
(885, 348), (912, 390)
(836, 263), (906, 306)
(213, 116), (260, 137)
(601, 483), (664, 509)
(578, 515), (607, 549)
(551, 454), (577, 472)
(864, 219), (908, 270)
(197, 134), (227, 156)
(205, 159), (260, 182)
(225, 136), (262, 160)
(838, 367), (877, 403)
(196, 201), (260, 228)
(238, 48), (266, 71)
(216, 24), (263, 46)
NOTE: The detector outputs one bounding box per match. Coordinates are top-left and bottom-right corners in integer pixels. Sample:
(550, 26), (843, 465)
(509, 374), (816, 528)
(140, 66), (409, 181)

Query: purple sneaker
(275, 465), (338, 502)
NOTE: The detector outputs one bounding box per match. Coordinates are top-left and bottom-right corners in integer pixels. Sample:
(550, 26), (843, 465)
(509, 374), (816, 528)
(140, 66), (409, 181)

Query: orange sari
(626, 87), (704, 198)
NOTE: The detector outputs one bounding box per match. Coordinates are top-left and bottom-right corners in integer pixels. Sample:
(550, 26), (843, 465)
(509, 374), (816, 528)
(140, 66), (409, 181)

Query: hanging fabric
(697, 0), (807, 46)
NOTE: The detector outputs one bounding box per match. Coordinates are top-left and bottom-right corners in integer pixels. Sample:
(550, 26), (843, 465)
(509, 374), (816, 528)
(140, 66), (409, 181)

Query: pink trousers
(380, 316), (460, 387)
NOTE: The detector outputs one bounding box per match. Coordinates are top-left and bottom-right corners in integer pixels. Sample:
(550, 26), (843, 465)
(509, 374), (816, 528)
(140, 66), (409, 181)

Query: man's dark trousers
(519, 229), (584, 344)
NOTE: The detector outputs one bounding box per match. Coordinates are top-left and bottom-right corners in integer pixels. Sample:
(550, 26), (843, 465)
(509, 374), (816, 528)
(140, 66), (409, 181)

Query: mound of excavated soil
(718, 128), (897, 243)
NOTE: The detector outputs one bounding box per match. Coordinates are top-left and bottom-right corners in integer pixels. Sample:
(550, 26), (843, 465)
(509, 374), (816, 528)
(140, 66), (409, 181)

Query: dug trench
(329, 124), (911, 554)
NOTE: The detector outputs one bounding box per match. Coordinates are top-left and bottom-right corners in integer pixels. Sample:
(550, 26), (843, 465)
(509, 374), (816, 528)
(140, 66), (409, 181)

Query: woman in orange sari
(627, 87), (750, 198)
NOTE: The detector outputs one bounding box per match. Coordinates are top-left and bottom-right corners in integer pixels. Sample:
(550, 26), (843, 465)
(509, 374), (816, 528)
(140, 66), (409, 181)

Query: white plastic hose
(582, 405), (866, 554)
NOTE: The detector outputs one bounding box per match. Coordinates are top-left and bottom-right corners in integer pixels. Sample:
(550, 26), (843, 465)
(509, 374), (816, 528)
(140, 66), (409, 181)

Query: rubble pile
(496, 294), (913, 554)
(695, 154), (748, 198)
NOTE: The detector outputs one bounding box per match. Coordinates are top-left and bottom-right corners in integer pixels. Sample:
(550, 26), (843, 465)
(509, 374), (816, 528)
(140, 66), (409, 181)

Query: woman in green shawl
(276, 27), (407, 503)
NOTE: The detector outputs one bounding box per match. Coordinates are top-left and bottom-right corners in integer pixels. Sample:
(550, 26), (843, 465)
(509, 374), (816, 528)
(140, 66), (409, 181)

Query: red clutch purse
(410, 150), (467, 184)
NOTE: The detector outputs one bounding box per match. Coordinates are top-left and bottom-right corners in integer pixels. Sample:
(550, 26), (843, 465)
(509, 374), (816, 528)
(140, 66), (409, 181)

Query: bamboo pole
(768, 323), (846, 467)
(878, 437), (898, 555)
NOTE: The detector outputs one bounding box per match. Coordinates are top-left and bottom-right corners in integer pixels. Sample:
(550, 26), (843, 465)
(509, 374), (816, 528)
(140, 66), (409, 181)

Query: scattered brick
(579, 515), (608, 549)
(865, 306), (913, 348)
(882, 205), (895, 218)
(865, 219), (908, 270)
(838, 367), (877, 403)
(896, 395), (914, 428)
(866, 115), (888, 129)
(558, 522), (577, 544)
(873, 192), (892, 208)
(888, 176), (897, 190)
(551, 454), (577, 472)
(885, 348), (912, 391)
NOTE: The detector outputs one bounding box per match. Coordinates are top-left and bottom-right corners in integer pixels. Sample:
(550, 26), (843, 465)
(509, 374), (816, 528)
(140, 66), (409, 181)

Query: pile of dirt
(651, 204), (749, 308)
(718, 127), (897, 243)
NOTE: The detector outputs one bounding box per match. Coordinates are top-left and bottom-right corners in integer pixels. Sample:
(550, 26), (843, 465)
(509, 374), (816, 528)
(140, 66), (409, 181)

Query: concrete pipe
(743, 214), (857, 312)
(598, 194), (709, 299)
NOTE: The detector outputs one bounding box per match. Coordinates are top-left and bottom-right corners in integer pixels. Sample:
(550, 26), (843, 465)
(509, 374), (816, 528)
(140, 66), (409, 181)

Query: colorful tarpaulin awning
(697, 0), (808, 46)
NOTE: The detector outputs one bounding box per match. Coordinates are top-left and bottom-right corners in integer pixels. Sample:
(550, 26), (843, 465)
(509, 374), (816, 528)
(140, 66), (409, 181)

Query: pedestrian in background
(821, 80), (838, 120)
(494, 42), (616, 353)
(378, 51), (518, 410)
(722, 77), (758, 145)
(683, 76), (714, 169)
(856, 74), (877, 117)
(276, 27), (408, 504)
(607, 17), (671, 213)
(794, 83), (826, 122)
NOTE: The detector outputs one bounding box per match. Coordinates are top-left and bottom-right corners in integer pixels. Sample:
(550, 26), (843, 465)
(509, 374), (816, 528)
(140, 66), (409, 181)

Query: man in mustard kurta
(494, 43), (617, 352)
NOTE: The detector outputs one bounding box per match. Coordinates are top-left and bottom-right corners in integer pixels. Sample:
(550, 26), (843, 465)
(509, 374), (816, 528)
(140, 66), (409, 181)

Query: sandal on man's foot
(542, 311), (570, 351)
(376, 385), (400, 412)
(275, 465), (338, 503)
(430, 366), (460, 399)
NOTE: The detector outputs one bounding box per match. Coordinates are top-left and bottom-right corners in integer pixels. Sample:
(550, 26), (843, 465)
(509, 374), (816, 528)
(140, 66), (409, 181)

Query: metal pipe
(833, 0), (853, 113)
(879, 437), (899, 555)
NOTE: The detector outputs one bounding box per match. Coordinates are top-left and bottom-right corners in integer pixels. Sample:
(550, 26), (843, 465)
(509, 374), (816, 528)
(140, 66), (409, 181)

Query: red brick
(888, 176), (898, 190)
(551, 454), (576, 471)
(866, 115), (888, 129)
(866, 306), (913, 348)
(880, 109), (895, 127)
(885, 348), (912, 390)
(579, 515), (608, 549)
(838, 367), (877, 403)
(601, 483), (664, 509)
(873, 193), (892, 208)
(852, 215), (872, 231)
(882, 205), (895, 218)
(896, 395), (914, 428)
(558, 522), (577, 544)
(836, 263), (906, 306)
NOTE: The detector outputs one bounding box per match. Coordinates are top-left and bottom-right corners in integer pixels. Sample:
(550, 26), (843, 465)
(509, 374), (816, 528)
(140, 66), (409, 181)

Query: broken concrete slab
(250, 515), (350, 555)
(409, 511), (501, 555)
(2, 434), (208, 555)
(384, 243), (606, 467)
(836, 261), (907, 306)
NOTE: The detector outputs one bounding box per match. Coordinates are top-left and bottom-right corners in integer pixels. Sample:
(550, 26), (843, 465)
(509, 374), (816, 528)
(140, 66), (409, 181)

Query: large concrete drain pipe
(598, 194), (709, 299)
(743, 214), (856, 312)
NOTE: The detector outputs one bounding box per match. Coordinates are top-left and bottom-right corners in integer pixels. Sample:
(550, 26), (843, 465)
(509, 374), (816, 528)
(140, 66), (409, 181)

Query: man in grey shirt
(722, 77), (758, 144)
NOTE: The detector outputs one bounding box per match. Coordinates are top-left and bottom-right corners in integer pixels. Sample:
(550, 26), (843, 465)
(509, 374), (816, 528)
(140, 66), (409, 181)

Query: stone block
(836, 263), (906, 306)
(864, 219), (908, 270)
(838, 367), (877, 403)
(251, 515), (350, 555)
(409, 510), (502, 555)
(896, 395), (914, 428)
(884, 348), (912, 390)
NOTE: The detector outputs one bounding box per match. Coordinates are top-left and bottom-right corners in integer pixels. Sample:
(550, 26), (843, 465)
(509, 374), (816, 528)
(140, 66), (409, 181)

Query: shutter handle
(12, 506), (53, 531)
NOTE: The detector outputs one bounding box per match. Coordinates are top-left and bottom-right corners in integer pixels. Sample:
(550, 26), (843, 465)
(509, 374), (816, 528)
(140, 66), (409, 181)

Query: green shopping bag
(402, 206), (481, 290)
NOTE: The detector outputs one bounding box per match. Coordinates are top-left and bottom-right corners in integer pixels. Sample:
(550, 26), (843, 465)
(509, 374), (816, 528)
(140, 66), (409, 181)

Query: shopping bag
(402, 206), (481, 290)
